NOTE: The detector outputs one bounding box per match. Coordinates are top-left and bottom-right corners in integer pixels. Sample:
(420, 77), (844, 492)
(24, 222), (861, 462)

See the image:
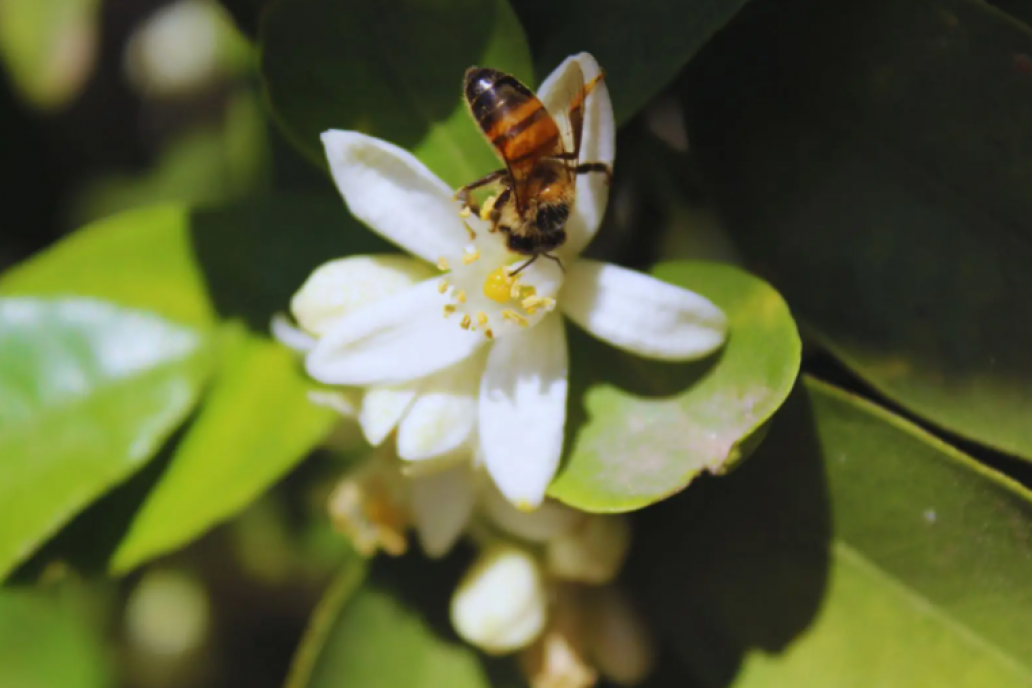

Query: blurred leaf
(515, 0), (754, 124)
(111, 328), (336, 573)
(549, 262), (800, 512)
(0, 297), (212, 580)
(682, 0), (1032, 460)
(288, 558), (522, 688)
(2, 197), (382, 572)
(0, 0), (99, 110)
(259, 0), (533, 187)
(632, 377), (1032, 686)
(70, 91), (271, 226)
(0, 588), (110, 688)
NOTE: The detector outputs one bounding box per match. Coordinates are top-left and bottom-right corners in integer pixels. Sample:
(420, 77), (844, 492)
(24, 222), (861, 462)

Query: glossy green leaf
(549, 261), (800, 512)
(682, 0), (1032, 460)
(110, 328), (337, 573)
(259, 0), (533, 188)
(2, 197), (379, 573)
(0, 588), (110, 688)
(0, 0), (99, 110)
(0, 297), (212, 579)
(631, 377), (1032, 686)
(516, 0), (754, 124)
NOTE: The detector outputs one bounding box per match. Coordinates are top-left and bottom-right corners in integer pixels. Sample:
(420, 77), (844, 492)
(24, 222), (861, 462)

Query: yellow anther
(484, 328), (494, 340)
(437, 256), (450, 271)
(483, 266), (515, 303)
(463, 221), (477, 240)
(459, 206), (472, 218)
(437, 279), (449, 294)
(522, 295), (557, 312)
(502, 310), (529, 327)
(477, 312), (489, 326)
(443, 304), (456, 318)
(460, 314), (472, 330)
(479, 194), (499, 222)
(462, 248), (481, 265)
(456, 290), (467, 304)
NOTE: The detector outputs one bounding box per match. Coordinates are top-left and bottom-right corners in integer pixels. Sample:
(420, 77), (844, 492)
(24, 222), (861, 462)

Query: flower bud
(482, 483), (583, 543)
(584, 587), (655, 686)
(546, 515), (631, 584)
(451, 544), (547, 655)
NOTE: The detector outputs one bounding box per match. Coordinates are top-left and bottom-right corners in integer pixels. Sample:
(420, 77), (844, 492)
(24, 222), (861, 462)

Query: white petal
(479, 314), (568, 510)
(561, 259), (727, 360)
(409, 461), (477, 558)
(537, 53), (615, 257)
(306, 389), (361, 417)
(396, 353), (484, 461)
(270, 313), (315, 352)
(359, 383), (419, 446)
(306, 278), (485, 385)
(480, 482), (583, 543)
(322, 130), (468, 263)
(291, 255), (435, 336)
(451, 544), (547, 655)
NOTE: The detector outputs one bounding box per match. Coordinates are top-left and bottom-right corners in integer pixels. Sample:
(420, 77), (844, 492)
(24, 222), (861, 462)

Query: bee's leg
(510, 252), (565, 277)
(453, 169), (509, 214)
(573, 161), (613, 185)
(486, 188), (512, 231)
(543, 253), (566, 273)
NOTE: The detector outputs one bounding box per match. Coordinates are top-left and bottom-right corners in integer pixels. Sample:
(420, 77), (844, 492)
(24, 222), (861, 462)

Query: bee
(455, 63), (612, 274)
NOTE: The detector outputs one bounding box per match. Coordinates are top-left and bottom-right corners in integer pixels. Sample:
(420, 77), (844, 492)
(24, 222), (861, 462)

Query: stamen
(463, 221), (477, 240)
(462, 248), (481, 265)
(502, 310), (529, 328)
(437, 279), (449, 294)
(459, 206), (472, 218)
(443, 304), (456, 318)
(460, 314), (472, 330)
(484, 328), (494, 340)
(522, 295), (556, 312)
(456, 290), (467, 304)
(477, 312), (489, 327)
(437, 256), (450, 271)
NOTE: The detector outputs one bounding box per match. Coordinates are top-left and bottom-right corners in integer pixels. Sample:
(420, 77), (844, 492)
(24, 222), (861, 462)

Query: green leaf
(0, 0), (99, 110)
(631, 377), (1032, 686)
(288, 558), (521, 688)
(0, 297), (212, 580)
(2, 197), (377, 572)
(259, 0), (534, 188)
(549, 261), (801, 512)
(0, 588), (111, 688)
(681, 0), (1032, 460)
(516, 0), (755, 124)
(110, 327), (337, 573)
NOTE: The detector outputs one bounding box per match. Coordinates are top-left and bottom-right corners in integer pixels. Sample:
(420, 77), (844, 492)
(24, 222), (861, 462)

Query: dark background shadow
(624, 384), (831, 686)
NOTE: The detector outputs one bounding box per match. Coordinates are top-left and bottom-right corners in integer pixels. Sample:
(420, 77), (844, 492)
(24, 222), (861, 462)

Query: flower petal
(537, 53), (615, 257)
(409, 461), (477, 558)
(307, 389), (361, 417)
(481, 482), (583, 543)
(479, 314), (568, 510)
(359, 383), (418, 446)
(306, 278), (485, 385)
(322, 130), (469, 262)
(397, 353), (484, 461)
(270, 313), (315, 353)
(561, 259), (727, 360)
(291, 254), (435, 336)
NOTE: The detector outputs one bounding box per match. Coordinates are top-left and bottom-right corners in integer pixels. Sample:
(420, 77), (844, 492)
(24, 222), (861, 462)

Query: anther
(438, 279), (449, 294)
(437, 257), (450, 271)
(480, 195), (498, 222)
(484, 328), (494, 340)
(502, 310), (529, 327)
(460, 314), (472, 330)
(456, 290), (467, 304)
(477, 312), (489, 326)
(463, 221), (477, 240)
(443, 304), (457, 318)
(463, 248), (481, 265)
(459, 206), (472, 218)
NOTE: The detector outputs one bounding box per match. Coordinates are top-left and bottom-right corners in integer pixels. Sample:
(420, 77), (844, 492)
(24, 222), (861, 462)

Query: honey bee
(455, 63), (612, 273)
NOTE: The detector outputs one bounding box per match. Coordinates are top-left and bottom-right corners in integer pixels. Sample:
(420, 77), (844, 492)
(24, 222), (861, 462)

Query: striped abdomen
(464, 68), (563, 177)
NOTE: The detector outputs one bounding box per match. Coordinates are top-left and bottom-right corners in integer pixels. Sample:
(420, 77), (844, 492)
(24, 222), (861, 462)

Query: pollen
(437, 256), (450, 271)
(479, 194), (499, 222)
(456, 290), (467, 304)
(484, 328), (494, 340)
(443, 304), (456, 318)
(502, 310), (529, 327)
(477, 312), (489, 327)
(483, 266), (515, 303)
(437, 279), (449, 294)
(522, 295), (557, 312)
(459, 206), (472, 218)
(460, 314), (472, 330)
(462, 248), (481, 265)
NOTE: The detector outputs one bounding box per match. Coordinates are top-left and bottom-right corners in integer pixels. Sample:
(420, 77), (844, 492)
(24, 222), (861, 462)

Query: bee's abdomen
(464, 68), (560, 169)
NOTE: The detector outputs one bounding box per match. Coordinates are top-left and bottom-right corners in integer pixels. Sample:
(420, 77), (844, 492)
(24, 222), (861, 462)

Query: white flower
(290, 53), (728, 510)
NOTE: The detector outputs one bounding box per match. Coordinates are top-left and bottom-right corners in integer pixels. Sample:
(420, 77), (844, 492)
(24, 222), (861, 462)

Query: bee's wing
(542, 60), (585, 164)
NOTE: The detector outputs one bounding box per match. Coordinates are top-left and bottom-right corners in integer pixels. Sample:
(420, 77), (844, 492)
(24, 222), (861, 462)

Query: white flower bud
(482, 483), (583, 543)
(291, 255), (435, 336)
(584, 587), (655, 686)
(546, 515), (631, 584)
(451, 544), (547, 655)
